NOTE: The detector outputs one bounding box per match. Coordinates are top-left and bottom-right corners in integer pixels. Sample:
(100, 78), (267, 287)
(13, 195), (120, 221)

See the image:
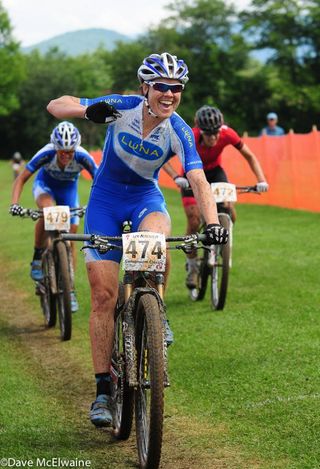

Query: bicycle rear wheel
(40, 251), (57, 327)
(111, 285), (134, 440)
(210, 214), (231, 310)
(55, 241), (72, 341)
(135, 293), (164, 469)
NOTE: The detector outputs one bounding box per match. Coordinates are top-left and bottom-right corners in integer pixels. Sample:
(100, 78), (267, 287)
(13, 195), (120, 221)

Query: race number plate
(43, 205), (71, 231)
(211, 183), (237, 203)
(122, 231), (166, 272)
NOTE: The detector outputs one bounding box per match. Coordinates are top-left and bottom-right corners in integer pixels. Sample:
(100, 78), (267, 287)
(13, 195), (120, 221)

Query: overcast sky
(3, 0), (250, 46)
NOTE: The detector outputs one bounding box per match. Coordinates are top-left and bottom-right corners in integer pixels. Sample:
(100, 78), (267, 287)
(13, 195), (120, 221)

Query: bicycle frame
(61, 229), (210, 469)
(189, 184), (258, 308)
(17, 206), (85, 340)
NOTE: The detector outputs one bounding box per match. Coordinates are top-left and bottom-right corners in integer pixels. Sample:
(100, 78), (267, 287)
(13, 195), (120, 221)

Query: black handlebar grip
(61, 233), (92, 241)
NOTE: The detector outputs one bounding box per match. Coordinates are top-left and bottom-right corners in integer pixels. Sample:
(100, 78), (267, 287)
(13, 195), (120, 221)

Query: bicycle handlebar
(61, 232), (206, 243)
(19, 206), (87, 220)
(61, 232), (207, 254)
(235, 185), (259, 193)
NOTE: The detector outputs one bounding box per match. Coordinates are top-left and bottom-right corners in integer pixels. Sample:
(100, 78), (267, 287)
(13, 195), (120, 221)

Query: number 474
(125, 240), (163, 259)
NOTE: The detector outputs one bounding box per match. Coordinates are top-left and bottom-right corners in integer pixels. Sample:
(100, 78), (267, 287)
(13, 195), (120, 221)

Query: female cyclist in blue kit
(47, 52), (228, 426)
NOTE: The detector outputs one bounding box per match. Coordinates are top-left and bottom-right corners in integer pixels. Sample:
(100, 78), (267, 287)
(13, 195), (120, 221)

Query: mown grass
(1, 161), (320, 468)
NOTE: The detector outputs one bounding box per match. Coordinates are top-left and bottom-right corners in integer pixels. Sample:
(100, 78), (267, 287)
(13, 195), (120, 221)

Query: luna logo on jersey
(119, 133), (163, 160)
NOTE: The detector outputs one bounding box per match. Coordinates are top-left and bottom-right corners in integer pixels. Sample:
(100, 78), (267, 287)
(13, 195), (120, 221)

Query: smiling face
(142, 78), (183, 119)
(56, 149), (75, 168)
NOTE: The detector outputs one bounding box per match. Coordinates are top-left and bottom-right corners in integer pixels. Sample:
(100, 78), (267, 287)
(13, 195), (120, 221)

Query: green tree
(105, 41), (148, 92)
(241, 0), (320, 131)
(0, 1), (25, 117)
(135, 0), (270, 132)
(0, 47), (113, 156)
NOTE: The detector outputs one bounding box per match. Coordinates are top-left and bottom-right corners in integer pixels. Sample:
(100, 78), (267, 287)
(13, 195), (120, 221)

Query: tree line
(0, 0), (319, 158)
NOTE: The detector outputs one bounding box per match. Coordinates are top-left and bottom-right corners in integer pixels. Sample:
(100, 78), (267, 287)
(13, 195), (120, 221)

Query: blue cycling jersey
(80, 94), (203, 190)
(26, 143), (97, 184)
(26, 143), (97, 225)
(80, 94), (203, 263)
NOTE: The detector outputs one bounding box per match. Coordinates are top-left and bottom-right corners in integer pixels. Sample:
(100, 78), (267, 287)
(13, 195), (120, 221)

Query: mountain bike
(18, 206), (86, 341)
(189, 183), (259, 310)
(62, 227), (209, 469)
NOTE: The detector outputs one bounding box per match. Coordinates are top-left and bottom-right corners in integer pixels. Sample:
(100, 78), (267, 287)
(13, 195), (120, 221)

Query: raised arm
(47, 95), (86, 120)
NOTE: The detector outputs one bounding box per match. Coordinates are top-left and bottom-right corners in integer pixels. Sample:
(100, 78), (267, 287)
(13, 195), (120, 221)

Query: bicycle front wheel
(210, 214), (231, 310)
(189, 252), (210, 302)
(55, 241), (72, 341)
(135, 293), (165, 469)
(41, 250), (57, 327)
(111, 285), (134, 440)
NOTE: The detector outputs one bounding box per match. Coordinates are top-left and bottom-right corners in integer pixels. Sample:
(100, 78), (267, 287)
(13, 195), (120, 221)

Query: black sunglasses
(201, 129), (219, 136)
(146, 81), (185, 94)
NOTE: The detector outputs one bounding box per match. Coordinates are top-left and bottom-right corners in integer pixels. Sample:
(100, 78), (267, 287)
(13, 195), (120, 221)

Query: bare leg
(34, 193), (55, 249)
(138, 211), (172, 287)
(87, 260), (119, 374)
(229, 203), (236, 223)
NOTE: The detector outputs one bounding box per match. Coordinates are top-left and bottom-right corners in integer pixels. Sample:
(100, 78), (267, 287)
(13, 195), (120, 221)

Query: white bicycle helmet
(50, 121), (81, 150)
(12, 152), (22, 162)
(137, 52), (189, 85)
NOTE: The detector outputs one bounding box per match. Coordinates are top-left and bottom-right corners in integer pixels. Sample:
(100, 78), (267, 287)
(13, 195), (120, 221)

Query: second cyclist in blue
(10, 121), (97, 311)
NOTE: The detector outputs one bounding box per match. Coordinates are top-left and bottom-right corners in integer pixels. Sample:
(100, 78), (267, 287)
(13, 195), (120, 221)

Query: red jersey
(193, 125), (243, 171)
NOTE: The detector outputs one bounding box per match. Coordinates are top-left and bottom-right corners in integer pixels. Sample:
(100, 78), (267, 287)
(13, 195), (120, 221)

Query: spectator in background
(11, 152), (25, 179)
(260, 112), (285, 136)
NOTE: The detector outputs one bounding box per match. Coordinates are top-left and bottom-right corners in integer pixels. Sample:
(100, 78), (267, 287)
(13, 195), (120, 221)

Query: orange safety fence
(83, 130), (320, 213)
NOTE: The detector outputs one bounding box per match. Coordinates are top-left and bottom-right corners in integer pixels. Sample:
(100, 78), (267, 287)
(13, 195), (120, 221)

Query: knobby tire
(41, 250), (57, 327)
(55, 241), (72, 341)
(135, 293), (164, 469)
(112, 285), (134, 440)
(210, 214), (231, 310)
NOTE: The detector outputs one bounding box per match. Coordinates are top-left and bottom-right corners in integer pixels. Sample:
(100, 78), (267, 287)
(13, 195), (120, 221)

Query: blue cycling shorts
(32, 178), (80, 225)
(84, 181), (169, 263)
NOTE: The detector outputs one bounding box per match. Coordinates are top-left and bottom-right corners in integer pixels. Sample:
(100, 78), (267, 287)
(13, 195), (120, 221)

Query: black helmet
(196, 106), (224, 133)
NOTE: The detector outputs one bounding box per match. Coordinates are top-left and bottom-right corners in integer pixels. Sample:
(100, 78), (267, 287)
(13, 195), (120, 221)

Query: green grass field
(1, 161), (320, 468)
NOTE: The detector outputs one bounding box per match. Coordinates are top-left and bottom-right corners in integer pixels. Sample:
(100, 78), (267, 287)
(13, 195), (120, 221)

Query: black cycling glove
(84, 101), (122, 124)
(9, 203), (24, 216)
(203, 223), (229, 245)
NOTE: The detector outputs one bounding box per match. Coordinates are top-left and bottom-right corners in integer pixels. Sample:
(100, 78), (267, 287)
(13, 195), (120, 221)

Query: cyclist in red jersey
(164, 105), (268, 289)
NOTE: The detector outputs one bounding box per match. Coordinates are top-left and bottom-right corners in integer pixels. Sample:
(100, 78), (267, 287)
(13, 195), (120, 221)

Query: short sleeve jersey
(26, 144), (97, 186)
(80, 94), (203, 190)
(259, 126), (285, 136)
(193, 125), (243, 172)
